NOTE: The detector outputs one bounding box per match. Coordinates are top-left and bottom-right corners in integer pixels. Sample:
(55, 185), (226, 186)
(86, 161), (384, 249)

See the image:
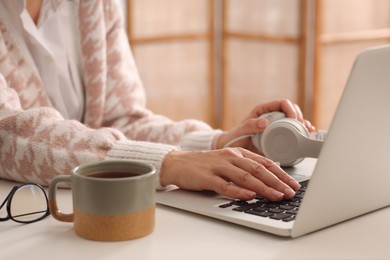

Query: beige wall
(313, 0), (390, 129)
(125, 0), (390, 131)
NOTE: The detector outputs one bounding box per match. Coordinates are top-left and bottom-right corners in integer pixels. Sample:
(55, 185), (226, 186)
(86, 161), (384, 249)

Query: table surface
(1, 166), (390, 260)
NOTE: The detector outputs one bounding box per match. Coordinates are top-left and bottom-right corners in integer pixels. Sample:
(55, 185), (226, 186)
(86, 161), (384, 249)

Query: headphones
(251, 112), (326, 167)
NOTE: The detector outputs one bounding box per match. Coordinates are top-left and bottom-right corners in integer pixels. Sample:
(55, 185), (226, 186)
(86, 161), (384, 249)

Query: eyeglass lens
(10, 185), (48, 222)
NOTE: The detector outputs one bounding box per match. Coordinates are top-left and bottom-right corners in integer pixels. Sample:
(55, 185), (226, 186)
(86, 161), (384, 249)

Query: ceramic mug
(48, 160), (156, 241)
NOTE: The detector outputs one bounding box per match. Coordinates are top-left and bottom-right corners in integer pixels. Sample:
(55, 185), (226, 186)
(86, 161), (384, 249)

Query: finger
(293, 103), (304, 122)
(213, 149), (294, 201)
(229, 156), (297, 200)
(203, 175), (257, 201)
(231, 165), (286, 200)
(205, 149), (286, 201)
(241, 149), (300, 186)
(279, 100), (299, 119)
(293, 103), (316, 132)
(304, 119), (315, 132)
(236, 117), (268, 137)
(250, 99), (295, 118)
(262, 160), (301, 191)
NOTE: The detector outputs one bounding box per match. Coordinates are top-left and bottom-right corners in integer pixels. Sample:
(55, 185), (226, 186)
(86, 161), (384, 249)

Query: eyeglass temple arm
(0, 186), (18, 221)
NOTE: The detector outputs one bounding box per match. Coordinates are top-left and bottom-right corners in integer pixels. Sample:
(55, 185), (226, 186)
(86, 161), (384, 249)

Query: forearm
(0, 84), (177, 187)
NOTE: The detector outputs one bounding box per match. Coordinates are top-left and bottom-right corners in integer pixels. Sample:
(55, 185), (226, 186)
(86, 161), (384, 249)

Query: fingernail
(271, 190), (284, 200)
(284, 187), (296, 198)
(289, 179), (301, 190)
(247, 191), (256, 200)
(258, 119), (268, 129)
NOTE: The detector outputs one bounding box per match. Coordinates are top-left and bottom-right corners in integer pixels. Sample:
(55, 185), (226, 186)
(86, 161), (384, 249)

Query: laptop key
(246, 210), (274, 217)
(279, 204), (295, 210)
(286, 209), (299, 215)
(270, 213), (294, 220)
(219, 202), (235, 208)
(233, 203), (261, 212)
(268, 208), (285, 214)
(282, 215), (296, 222)
(290, 201), (301, 207)
(252, 206), (268, 213)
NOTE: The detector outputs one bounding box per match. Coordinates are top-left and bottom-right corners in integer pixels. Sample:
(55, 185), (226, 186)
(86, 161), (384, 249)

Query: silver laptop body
(156, 45), (390, 237)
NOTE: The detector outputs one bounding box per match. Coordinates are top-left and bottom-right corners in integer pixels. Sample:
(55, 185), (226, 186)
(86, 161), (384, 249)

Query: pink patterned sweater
(0, 0), (219, 187)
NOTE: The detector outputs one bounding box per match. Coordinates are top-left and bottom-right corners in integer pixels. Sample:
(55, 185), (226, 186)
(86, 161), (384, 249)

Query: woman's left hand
(215, 99), (315, 153)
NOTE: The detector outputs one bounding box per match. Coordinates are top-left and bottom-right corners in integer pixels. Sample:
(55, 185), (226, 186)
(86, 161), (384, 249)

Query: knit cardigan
(0, 0), (219, 187)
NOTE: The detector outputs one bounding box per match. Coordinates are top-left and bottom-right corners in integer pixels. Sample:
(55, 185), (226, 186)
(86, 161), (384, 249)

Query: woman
(0, 0), (313, 201)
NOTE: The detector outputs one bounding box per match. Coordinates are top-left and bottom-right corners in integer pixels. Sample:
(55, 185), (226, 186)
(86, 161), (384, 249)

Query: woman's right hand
(159, 148), (300, 201)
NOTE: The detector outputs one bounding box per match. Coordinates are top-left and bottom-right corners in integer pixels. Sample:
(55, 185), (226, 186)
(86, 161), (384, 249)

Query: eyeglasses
(0, 183), (50, 224)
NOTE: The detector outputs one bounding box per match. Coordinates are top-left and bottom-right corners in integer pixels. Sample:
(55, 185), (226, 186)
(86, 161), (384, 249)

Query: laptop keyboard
(218, 181), (308, 222)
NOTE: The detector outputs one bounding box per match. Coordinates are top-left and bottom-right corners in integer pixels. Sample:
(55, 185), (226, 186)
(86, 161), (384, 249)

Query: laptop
(156, 45), (390, 238)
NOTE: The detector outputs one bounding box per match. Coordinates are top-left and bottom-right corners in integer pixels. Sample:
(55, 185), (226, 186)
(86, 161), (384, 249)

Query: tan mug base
(73, 206), (155, 241)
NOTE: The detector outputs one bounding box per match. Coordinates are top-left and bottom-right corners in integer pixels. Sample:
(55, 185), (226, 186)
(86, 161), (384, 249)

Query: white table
(1, 178), (390, 260)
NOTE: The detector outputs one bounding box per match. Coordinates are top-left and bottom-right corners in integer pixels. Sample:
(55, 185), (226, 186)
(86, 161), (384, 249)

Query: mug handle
(48, 175), (74, 222)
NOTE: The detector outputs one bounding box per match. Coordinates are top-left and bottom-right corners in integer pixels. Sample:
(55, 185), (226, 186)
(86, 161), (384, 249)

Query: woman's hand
(160, 148), (301, 201)
(216, 99), (315, 152)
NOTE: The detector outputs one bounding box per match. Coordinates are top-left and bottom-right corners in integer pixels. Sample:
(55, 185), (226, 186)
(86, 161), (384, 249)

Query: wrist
(212, 132), (224, 149)
(160, 150), (179, 186)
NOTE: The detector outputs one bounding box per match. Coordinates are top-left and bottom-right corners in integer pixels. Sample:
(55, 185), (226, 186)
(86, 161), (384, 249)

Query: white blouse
(1, 0), (84, 121)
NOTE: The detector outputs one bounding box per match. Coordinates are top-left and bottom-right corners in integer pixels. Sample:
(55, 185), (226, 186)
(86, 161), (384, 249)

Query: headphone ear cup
(251, 111), (287, 155)
(260, 118), (309, 167)
(251, 132), (264, 155)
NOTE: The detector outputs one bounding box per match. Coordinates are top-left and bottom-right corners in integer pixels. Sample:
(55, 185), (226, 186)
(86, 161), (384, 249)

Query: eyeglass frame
(0, 183), (50, 224)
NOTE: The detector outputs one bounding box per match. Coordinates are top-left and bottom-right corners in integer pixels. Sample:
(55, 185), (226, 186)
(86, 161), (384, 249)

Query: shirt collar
(10, 0), (74, 27)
